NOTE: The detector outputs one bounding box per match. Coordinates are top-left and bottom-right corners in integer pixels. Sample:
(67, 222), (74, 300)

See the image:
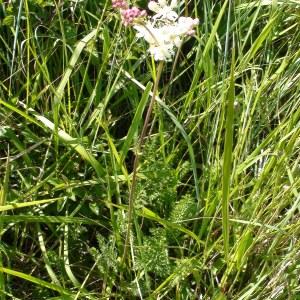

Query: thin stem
(122, 60), (164, 263)
(148, 45), (182, 147)
(162, 44), (182, 101)
(184, 0), (188, 17)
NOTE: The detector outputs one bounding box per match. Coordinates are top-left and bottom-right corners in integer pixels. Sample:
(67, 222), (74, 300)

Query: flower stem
(122, 60), (164, 264)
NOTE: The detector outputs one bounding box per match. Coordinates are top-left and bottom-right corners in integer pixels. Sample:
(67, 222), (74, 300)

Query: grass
(0, 0), (300, 299)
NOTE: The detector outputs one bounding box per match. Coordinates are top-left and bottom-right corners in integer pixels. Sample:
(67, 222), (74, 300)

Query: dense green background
(0, 0), (299, 298)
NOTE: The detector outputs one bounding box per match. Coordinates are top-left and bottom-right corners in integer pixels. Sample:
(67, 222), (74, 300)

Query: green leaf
(2, 15), (14, 26)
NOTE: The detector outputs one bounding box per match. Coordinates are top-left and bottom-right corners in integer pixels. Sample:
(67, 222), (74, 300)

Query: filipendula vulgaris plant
(129, 140), (197, 284)
(112, 0), (199, 263)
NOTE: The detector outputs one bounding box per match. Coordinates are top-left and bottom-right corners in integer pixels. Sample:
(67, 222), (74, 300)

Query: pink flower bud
(119, 6), (147, 26)
(140, 10), (147, 17)
(132, 7), (139, 14)
(112, 0), (128, 9)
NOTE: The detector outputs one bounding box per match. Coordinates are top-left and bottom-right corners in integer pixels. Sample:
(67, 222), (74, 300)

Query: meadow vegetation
(0, 0), (300, 299)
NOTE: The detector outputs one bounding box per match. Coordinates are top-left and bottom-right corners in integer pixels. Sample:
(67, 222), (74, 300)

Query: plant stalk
(122, 61), (164, 263)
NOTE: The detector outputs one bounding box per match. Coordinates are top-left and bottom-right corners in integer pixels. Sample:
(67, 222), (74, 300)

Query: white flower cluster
(133, 0), (199, 61)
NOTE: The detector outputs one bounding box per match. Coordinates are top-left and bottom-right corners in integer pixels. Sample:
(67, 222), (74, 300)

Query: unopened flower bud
(121, 6), (147, 26)
(112, 0), (128, 9)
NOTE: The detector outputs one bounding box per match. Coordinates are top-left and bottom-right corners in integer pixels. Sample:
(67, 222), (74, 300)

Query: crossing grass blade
(0, 198), (65, 213)
(0, 99), (105, 178)
(0, 267), (72, 296)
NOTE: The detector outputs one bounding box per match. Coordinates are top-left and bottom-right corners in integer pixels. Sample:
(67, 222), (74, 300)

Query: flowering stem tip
(112, 0), (199, 61)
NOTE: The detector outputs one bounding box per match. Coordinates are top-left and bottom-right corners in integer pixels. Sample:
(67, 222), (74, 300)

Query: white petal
(150, 44), (173, 61)
(134, 24), (147, 37)
(167, 10), (178, 21)
(193, 18), (199, 25)
(178, 16), (192, 24)
(150, 47), (164, 61)
(148, 1), (160, 13)
(158, 0), (167, 7)
(170, 0), (177, 8)
(174, 36), (182, 47)
(134, 24), (156, 44)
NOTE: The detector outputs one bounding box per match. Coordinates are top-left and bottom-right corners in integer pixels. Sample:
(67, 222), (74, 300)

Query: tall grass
(0, 0), (299, 298)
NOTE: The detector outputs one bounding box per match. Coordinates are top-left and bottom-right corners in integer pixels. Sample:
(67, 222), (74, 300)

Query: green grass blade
(0, 267), (72, 296)
(0, 215), (102, 225)
(186, 0), (229, 107)
(0, 198), (64, 213)
(222, 43), (235, 261)
(120, 82), (153, 162)
(52, 29), (98, 126)
(239, 14), (278, 69)
(0, 155), (10, 300)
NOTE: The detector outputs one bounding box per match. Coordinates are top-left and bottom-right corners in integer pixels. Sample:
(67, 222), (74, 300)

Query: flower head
(134, 22), (177, 60)
(114, 0), (199, 61)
